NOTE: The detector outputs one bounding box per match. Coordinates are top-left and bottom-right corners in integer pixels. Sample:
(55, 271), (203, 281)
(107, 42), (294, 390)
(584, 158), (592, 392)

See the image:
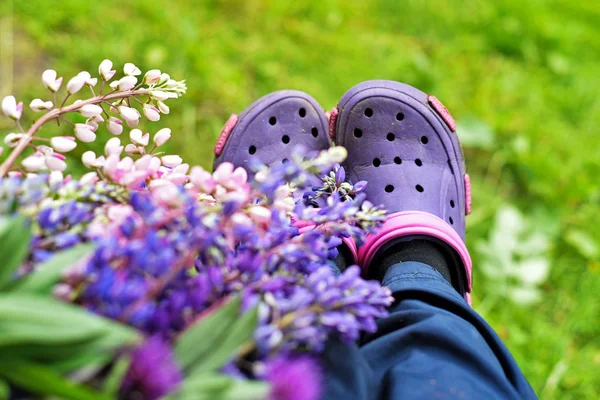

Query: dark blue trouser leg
(322, 262), (537, 400)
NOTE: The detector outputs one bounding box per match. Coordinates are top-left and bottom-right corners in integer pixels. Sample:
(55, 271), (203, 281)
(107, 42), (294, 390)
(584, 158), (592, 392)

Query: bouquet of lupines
(0, 60), (392, 400)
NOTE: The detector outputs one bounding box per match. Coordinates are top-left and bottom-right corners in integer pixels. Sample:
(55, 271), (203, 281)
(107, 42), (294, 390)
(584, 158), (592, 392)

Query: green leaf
(166, 373), (269, 400)
(191, 305), (258, 374)
(102, 355), (131, 397)
(0, 215), (32, 289)
(174, 296), (242, 371)
(0, 360), (108, 400)
(0, 293), (140, 348)
(0, 379), (8, 400)
(565, 229), (599, 260)
(13, 242), (96, 294)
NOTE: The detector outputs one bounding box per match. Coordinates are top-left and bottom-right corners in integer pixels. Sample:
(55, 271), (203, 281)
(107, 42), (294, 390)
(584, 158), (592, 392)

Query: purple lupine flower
(122, 336), (182, 400)
(265, 355), (322, 400)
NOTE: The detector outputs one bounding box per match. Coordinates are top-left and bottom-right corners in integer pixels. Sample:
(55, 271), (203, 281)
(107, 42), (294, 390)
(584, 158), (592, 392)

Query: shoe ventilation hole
(450, 200), (455, 208)
(421, 136), (429, 144)
(394, 157), (402, 164)
(311, 127), (319, 137)
(282, 135), (290, 144)
(269, 117), (277, 126)
(385, 185), (394, 193)
(416, 184), (424, 192)
(396, 112), (405, 121)
(364, 108), (373, 117)
(282, 158), (289, 164)
(373, 158), (381, 167)
(249, 145), (257, 155)
(387, 132), (395, 141)
(354, 128), (362, 138)
(299, 108), (306, 118)
(449, 217), (454, 225)
(415, 159), (422, 167)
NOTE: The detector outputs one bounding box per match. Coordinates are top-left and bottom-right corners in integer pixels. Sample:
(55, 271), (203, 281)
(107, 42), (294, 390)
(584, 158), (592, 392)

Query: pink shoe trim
(428, 95), (456, 132)
(358, 211), (472, 299)
(214, 114), (238, 156)
(465, 174), (472, 215)
(295, 220), (358, 264)
(328, 106), (338, 139)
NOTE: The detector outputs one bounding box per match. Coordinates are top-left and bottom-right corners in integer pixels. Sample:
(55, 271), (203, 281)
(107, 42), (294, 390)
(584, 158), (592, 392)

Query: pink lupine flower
(45, 153), (67, 172)
(30, 98), (53, 112)
(74, 123), (97, 142)
(98, 59), (116, 81)
(107, 117), (123, 135)
(42, 69), (63, 92)
(22, 154), (46, 172)
(143, 69), (161, 85)
(189, 166), (216, 193)
(80, 104), (103, 118)
(161, 155), (182, 167)
(130, 129), (150, 146)
(2, 96), (23, 120)
(143, 104), (160, 121)
(153, 128), (171, 146)
(50, 136), (77, 153)
(124, 63), (142, 76)
(105, 137), (124, 156)
(4, 133), (25, 147)
(66, 74), (86, 94)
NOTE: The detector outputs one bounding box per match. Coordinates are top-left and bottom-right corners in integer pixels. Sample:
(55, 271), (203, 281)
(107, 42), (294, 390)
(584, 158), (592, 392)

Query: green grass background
(1, 0), (599, 398)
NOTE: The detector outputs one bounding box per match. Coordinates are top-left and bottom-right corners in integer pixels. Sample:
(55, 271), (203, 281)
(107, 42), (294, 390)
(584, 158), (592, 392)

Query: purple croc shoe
(213, 90), (360, 264)
(213, 90), (331, 171)
(331, 80), (473, 304)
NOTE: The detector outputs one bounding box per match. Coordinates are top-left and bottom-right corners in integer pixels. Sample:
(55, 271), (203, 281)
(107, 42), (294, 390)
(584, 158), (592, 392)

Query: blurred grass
(1, 0), (599, 397)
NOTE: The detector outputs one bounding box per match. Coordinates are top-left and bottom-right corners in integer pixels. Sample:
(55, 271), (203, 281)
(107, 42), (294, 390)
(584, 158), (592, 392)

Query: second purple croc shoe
(213, 90), (331, 171)
(330, 80), (473, 304)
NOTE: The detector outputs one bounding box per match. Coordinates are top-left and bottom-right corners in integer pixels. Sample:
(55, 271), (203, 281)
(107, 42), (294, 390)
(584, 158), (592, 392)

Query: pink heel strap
(358, 211), (472, 304)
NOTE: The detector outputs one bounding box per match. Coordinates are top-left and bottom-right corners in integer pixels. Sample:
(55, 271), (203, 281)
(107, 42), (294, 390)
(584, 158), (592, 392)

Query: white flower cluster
(0, 60), (186, 175)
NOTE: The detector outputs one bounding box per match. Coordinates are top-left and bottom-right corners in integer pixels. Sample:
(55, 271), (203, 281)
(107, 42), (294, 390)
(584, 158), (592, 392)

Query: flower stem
(0, 88), (152, 177)
(60, 94), (71, 109)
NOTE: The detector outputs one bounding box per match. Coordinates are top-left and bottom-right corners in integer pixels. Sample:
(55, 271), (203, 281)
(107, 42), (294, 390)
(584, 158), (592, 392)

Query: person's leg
(360, 258), (536, 399)
(329, 81), (537, 399)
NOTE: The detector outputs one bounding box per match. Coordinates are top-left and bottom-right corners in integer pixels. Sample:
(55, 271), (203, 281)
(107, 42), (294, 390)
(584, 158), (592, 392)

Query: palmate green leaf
(13, 242), (96, 294)
(0, 360), (108, 400)
(174, 296), (243, 371)
(166, 373), (269, 400)
(0, 293), (140, 349)
(0, 215), (32, 290)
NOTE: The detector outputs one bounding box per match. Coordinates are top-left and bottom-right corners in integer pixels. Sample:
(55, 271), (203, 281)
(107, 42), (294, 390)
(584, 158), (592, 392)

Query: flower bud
(124, 143), (143, 155)
(98, 59), (116, 81)
(249, 206), (272, 224)
(80, 104), (103, 118)
(124, 63), (141, 76)
(77, 71), (97, 87)
(29, 98), (53, 112)
(42, 69), (63, 92)
(2, 96), (23, 120)
(153, 128), (171, 147)
(157, 73), (170, 85)
(149, 90), (175, 101)
(74, 123), (97, 143)
(161, 155), (182, 167)
(173, 163), (189, 175)
(142, 104), (160, 121)
(80, 171), (99, 185)
(190, 166), (216, 193)
(156, 101), (170, 114)
(143, 69), (161, 85)
(82, 151), (97, 168)
(107, 117), (123, 135)
(50, 136), (77, 153)
(118, 106), (140, 124)
(4, 133), (25, 147)
(45, 153), (67, 172)
(105, 137), (123, 156)
(22, 154), (46, 172)
(110, 76), (137, 91)
(66, 74), (86, 94)
(130, 129), (150, 146)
